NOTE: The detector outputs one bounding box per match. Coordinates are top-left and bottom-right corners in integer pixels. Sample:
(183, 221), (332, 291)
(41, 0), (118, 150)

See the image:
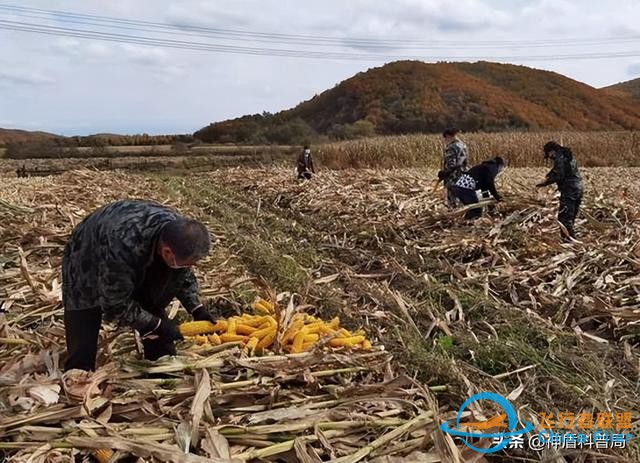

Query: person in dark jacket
(439, 128), (469, 207)
(451, 156), (505, 220)
(62, 199), (216, 371)
(536, 141), (584, 240)
(297, 145), (315, 180)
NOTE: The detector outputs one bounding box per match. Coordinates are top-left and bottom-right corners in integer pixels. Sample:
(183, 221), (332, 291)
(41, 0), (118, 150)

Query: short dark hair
(494, 156), (505, 166)
(303, 145), (310, 150)
(543, 141), (562, 155)
(159, 218), (211, 261)
(442, 127), (458, 137)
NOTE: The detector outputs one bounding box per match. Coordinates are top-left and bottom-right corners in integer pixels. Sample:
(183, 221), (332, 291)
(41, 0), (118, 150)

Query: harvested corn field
(1, 167), (640, 462)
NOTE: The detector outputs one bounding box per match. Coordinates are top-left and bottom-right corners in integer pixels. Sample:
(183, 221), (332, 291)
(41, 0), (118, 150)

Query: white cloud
(1, 0), (640, 134)
(0, 68), (54, 86)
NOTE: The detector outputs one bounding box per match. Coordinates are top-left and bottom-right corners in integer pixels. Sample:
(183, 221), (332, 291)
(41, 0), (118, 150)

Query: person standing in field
(438, 128), (469, 207)
(297, 145), (315, 180)
(62, 199), (217, 371)
(451, 156), (505, 220)
(536, 141), (584, 241)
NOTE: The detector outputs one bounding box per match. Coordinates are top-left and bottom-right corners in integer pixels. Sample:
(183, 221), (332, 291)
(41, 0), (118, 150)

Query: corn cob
(248, 325), (272, 340)
(328, 335), (365, 347)
(237, 324), (257, 335)
(179, 321), (218, 336)
(253, 298), (275, 314)
(208, 333), (221, 345)
(244, 336), (259, 355)
(291, 328), (308, 353)
(303, 333), (320, 343)
(220, 333), (246, 343)
(227, 318), (237, 335)
(281, 319), (304, 344)
(256, 327), (277, 349)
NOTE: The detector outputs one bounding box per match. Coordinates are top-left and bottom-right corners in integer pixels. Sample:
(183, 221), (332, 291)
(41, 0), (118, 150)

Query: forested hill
(194, 60), (640, 144)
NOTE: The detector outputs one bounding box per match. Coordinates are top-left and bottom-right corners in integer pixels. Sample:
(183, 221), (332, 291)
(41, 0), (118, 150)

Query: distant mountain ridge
(0, 128), (60, 145)
(603, 77), (640, 101)
(194, 60), (640, 144)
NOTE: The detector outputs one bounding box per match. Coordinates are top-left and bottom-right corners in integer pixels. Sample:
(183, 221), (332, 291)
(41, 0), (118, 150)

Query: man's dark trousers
(451, 186), (482, 220)
(64, 258), (179, 371)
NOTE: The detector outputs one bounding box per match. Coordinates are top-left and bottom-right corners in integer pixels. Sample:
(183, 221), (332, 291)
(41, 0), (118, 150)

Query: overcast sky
(2, 0), (640, 136)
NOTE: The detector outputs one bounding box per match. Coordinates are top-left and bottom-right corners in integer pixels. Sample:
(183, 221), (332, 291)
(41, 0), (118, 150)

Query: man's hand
(155, 318), (183, 341)
(191, 304), (217, 323)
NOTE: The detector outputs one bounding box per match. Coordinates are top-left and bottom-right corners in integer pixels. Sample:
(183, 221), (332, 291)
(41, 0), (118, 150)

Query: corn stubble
(1, 166), (639, 461)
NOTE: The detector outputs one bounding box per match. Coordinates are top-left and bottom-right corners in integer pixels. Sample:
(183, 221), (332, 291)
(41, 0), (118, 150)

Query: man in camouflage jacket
(536, 141), (584, 240)
(438, 128), (469, 207)
(62, 199), (215, 371)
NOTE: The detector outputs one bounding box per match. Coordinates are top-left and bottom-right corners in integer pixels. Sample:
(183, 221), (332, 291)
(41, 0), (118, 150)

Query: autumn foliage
(195, 61), (640, 144)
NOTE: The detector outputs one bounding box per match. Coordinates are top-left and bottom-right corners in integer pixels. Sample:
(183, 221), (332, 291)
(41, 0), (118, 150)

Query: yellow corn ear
(240, 316), (268, 327)
(291, 328), (308, 353)
(94, 449), (114, 463)
(212, 320), (228, 332)
(362, 339), (372, 350)
(253, 298), (274, 314)
(220, 333), (246, 343)
(303, 321), (325, 334)
(179, 321), (218, 336)
(227, 318), (237, 335)
(237, 324), (257, 335)
(328, 335), (365, 347)
(338, 328), (352, 337)
(256, 327), (277, 349)
(250, 325), (276, 340)
(303, 333), (320, 343)
(244, 336), (259, 354)
(193, 335), (210, 344)
(281, 319), (304, 344)
(329, 317), (340, 329)
(208, 333), (221, 345)
(318, 325), (336, 335)
(301, 342), (315, 352)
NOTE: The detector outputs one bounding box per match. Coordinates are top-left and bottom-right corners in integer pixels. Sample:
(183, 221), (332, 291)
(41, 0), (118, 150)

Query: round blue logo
(439, 392), (535, 453)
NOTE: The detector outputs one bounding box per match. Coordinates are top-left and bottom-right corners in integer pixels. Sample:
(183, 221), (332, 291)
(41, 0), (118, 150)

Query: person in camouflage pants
(536, 141), (584, 241)
(62, 200), (215, 371)
(439, 128), (469, 207)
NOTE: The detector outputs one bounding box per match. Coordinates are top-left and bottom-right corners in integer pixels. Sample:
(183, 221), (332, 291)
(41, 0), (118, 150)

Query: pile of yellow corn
(179, 298), (372, 355)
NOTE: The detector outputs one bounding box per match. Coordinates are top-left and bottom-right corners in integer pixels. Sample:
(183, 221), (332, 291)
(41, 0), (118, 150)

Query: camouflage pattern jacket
(539, 148), (583, 198)
(297, 150), (315, 174)
(442, 139), (469, 184)
(62, 200), (200, 333)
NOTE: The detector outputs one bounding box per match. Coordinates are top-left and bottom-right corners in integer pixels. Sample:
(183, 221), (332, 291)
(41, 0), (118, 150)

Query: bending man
(62, 199), (217, 371)
(451, 156), (505, 220)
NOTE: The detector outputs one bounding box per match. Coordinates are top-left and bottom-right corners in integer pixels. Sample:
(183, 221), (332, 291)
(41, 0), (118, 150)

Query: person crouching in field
(439, 128), (469, 207)
(536, 141), (584, 241)
(62, 199), (218, 371)
(451, 156), (505, 220)
(297, 145), (315, 180)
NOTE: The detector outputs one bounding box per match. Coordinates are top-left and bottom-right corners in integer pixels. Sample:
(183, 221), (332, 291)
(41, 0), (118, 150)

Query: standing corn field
(316, 130), (640, 169)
